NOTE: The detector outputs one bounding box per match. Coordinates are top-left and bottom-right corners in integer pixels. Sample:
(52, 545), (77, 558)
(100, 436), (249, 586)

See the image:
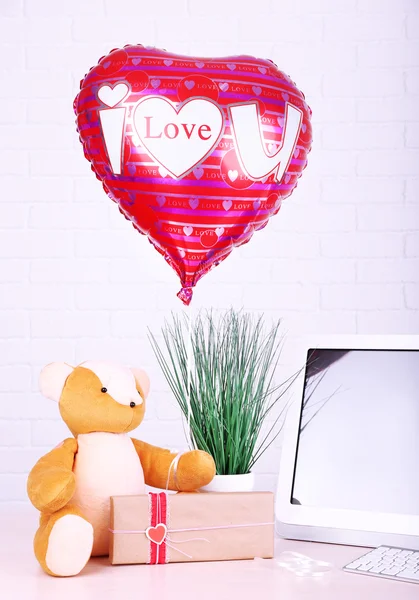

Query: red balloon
(75, 45), (312, 304)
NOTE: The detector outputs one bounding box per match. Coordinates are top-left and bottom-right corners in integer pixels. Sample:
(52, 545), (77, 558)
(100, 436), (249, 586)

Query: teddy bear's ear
(39, 362), (74, 402)
(130, 368), (150, 400)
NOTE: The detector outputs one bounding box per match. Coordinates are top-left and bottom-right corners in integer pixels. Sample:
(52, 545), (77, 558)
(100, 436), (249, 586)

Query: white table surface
(0, 504), (417, 600)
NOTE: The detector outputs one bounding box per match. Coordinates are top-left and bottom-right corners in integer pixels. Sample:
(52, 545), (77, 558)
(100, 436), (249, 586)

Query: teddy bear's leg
(34, 504), (94, 577)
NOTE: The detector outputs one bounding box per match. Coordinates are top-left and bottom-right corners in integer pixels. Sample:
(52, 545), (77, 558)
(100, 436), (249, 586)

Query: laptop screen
(291, 349), (419, 516)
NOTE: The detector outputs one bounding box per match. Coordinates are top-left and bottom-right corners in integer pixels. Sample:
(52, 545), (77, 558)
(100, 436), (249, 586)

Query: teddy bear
(27, 360), (215, 577)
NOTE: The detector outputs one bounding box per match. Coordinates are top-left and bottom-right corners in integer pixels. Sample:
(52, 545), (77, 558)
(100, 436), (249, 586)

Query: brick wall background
(1, 0), (419, 502)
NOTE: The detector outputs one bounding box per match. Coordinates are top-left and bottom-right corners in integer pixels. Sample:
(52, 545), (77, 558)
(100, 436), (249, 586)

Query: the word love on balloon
(97, 87), (301, 185)
(75, 45), (312, 304)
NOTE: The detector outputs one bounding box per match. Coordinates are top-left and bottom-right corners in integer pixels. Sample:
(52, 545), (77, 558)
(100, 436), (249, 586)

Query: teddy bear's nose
(130, 401), (136, 408)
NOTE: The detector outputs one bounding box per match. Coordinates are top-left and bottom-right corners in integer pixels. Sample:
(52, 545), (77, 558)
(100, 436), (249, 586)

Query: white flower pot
(200, 472), (255, 493)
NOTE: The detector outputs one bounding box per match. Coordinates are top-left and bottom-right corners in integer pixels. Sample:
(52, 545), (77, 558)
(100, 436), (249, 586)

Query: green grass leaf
(148, 309), (295, 475)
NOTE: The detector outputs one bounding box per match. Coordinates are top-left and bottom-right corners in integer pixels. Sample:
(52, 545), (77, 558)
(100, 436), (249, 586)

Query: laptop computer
(276, 335), (419, 552)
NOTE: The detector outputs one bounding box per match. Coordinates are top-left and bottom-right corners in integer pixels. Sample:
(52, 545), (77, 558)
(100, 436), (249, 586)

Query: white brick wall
(1, 0), (418, 501)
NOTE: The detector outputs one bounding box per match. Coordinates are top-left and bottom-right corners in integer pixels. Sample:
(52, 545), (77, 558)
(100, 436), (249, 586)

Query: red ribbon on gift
(147, 492), (168, 565)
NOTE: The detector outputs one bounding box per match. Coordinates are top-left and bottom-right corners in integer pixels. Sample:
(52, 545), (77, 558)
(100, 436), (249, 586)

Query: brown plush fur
(33, 503), (91, 577)
(59, 367), (147, 436)
(27, 362), (215, 576)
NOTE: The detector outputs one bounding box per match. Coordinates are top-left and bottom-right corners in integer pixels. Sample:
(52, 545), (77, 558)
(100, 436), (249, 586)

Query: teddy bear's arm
(27, 438), (78, 513)
(131, 438), (215, 491)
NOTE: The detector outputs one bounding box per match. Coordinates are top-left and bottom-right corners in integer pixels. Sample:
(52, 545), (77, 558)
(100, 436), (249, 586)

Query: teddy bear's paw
(177, 450), (216, 491)
(45, 515), (94, 577)
(29, 468), (76, 513)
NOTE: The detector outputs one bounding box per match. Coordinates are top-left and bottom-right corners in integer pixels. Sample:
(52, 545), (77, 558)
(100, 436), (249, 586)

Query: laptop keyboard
(344, 546), (419, 583)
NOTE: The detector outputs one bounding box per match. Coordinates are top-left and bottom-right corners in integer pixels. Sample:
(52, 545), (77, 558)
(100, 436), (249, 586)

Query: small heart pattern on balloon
(75, 44), (312, 304)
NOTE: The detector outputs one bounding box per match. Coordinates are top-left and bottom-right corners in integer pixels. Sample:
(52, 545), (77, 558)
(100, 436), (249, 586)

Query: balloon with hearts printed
(75, 45), (312, 305)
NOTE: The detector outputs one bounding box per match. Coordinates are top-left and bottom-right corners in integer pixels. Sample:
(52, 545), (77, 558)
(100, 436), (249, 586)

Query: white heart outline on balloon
(228, 169), (239, 182)
(98, 82), (130, 107)
(133, 95), (225, 180)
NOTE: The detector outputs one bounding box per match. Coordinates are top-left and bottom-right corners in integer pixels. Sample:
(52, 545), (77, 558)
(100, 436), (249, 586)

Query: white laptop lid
(276, 335), (419, 549)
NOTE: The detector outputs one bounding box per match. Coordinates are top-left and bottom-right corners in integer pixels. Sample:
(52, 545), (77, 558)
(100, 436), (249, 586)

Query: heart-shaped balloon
(75, 45), (312, 304)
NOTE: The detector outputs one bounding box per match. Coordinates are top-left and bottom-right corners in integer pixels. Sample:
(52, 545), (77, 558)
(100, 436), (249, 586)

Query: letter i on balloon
(97, 83), (130, 175)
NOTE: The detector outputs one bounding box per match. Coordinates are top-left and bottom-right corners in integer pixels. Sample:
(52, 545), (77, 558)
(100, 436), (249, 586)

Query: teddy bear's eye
(101, 387), (107, 393)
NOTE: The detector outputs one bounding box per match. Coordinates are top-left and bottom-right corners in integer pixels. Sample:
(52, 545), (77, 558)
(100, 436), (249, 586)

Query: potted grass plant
(149, 309), (294, 492)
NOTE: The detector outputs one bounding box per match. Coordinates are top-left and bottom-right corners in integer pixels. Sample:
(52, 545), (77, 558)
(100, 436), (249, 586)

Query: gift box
(109, 491), (274, 565)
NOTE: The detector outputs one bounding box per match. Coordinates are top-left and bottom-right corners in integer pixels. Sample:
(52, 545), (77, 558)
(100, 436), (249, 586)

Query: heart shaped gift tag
(75, 45), (312, 303)
(145, 523), (167, 545)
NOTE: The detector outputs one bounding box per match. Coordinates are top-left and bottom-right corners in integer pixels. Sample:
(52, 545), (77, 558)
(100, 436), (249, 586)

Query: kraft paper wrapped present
(110, 491), (274, 565)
